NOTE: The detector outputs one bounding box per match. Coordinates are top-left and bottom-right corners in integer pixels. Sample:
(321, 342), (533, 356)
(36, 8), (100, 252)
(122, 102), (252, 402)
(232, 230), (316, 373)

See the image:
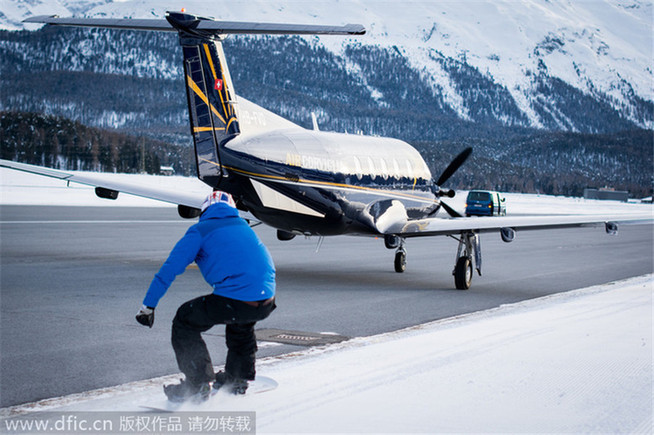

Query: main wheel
(454, 256), (472, 290)
(394, 250), (406, 273)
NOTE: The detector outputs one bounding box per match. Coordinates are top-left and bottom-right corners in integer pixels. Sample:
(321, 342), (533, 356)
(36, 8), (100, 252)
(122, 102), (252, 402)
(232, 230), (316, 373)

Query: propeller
(429, 147), (472, 218)
(439, 200), (463, 218)
(436, 147), (472, 187)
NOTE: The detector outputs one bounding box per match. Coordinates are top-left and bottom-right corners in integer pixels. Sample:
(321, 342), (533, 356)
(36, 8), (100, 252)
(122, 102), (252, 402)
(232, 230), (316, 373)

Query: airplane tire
(394, 250), (406, 273)
(454, 256), (472, 290)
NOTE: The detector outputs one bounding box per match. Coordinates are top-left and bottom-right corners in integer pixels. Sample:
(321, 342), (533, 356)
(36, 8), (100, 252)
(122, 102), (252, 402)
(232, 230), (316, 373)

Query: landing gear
(384, 235), (406, 273)
(454, 256), (472, 289)
(383, 231), (483, 288)
(394, 248), (406, 273)
(451, 231), (481, 290)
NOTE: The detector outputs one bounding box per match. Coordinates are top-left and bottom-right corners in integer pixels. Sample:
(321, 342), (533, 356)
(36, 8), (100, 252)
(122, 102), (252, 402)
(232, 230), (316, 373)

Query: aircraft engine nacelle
(178, 205), (201, 219)
(605, 222), (618, 235)
(363, 199), (408, 234)
(277, 229), (296, 241)
(95, 187), (119, 200)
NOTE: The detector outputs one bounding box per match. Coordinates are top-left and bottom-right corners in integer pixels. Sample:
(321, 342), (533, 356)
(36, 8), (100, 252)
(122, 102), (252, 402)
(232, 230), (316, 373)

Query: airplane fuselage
(218, 129), (439, 236)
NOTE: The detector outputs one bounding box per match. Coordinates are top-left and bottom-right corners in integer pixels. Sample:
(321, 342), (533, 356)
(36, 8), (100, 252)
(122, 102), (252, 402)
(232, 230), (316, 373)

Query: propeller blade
(440, 201), (463, 218)
(436, 147), (472, 187)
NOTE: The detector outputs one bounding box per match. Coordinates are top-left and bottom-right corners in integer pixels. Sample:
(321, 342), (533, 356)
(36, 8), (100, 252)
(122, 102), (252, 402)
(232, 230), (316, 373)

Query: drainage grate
(256, 329), (349, 347)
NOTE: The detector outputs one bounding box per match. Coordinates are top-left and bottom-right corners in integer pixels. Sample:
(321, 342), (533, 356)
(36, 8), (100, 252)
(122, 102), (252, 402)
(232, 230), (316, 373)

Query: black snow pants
(171, 293), (276, 386)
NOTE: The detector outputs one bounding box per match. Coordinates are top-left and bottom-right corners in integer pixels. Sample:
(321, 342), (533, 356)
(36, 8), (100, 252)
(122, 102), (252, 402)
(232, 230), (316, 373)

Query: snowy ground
(0, 275), (651, 433)
(1, 169), (653, 433)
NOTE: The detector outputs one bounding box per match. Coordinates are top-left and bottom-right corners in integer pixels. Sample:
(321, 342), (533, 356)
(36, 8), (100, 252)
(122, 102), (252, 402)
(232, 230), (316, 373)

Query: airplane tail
(23, 12), (365, 188)
(169, 14), (240, 187)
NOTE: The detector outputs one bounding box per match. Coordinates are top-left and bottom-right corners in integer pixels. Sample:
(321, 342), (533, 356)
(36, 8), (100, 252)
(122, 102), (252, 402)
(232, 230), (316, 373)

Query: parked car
(465, 190), (506, 216)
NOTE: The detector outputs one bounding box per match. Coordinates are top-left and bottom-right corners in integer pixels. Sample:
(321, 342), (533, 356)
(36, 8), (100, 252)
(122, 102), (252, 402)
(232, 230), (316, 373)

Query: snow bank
(255, 275), (653, 433)
(2, 275), (651, 433)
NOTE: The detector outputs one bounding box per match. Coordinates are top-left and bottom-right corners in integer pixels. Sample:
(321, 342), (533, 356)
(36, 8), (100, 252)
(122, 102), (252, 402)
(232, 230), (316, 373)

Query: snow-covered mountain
(2, 0), (652, 131)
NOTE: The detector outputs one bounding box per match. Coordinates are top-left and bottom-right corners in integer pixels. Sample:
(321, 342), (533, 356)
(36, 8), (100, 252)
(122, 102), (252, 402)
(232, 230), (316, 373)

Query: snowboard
(141, 376), (278, 412)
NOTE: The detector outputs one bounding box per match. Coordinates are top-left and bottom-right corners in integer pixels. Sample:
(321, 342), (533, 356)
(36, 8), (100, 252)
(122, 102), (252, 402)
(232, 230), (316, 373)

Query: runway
(1, 205), (652, 407)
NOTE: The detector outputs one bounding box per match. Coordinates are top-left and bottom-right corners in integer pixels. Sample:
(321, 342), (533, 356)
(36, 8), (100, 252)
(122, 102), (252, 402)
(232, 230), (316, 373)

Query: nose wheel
(394, 248), (407, 273)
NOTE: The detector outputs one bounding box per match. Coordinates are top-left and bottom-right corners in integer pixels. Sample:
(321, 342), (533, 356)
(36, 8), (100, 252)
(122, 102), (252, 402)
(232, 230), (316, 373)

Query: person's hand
(136, 305), (155, 328)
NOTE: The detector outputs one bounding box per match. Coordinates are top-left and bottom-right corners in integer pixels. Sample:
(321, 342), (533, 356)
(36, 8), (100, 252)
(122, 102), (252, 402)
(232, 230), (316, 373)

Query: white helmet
(201, 190), (236, 213)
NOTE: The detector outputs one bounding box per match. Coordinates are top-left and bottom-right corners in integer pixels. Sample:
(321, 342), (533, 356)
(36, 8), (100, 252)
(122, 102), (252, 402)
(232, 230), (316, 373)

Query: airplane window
(392, 159), (400, 179)
(379, 159), (388, 180)
(353, 156), (363, 180)
(406, 160), (414, 178)
(366, 156), (375, 177)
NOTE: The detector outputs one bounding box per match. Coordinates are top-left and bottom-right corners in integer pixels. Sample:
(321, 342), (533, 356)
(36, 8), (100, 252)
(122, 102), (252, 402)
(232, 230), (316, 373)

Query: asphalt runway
(1, 205), (652, 407)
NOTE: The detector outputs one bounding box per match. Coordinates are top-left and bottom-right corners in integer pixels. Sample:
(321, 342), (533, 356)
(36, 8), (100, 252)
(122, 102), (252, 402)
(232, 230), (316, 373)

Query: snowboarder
(136, 190), (276, 402)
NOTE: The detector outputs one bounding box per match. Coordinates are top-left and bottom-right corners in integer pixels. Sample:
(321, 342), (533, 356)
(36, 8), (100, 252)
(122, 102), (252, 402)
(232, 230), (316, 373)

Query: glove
(136, 305), (155, 328)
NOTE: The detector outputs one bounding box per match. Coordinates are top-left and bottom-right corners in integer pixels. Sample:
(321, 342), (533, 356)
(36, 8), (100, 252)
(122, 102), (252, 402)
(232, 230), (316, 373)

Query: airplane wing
(1, 159), (207, 208)
(1, 159), (271, 225)
(391, 213), (653, 238)
(23, 15), (366, 35)
(1, 159), (272, 225)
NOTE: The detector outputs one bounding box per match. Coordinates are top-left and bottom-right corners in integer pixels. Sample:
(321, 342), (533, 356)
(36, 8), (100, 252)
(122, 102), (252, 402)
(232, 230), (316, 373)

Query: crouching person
(136, 191), (276, 402)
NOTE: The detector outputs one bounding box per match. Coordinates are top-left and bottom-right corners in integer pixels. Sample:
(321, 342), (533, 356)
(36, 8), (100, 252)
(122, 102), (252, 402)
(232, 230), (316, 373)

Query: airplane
(3, 11), (651, 290)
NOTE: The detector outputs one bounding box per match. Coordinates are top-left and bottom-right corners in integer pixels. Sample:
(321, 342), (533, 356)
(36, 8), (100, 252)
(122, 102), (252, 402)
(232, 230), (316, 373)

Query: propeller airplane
(3, 11), (651, 290)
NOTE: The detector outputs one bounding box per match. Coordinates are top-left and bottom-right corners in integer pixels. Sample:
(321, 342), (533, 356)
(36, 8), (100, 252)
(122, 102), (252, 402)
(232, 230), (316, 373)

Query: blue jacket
(143, 203), (276, 307)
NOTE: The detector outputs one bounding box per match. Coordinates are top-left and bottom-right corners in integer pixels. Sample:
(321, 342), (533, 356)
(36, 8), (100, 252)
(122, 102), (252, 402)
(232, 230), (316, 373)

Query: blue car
(465, 190), (506, 216)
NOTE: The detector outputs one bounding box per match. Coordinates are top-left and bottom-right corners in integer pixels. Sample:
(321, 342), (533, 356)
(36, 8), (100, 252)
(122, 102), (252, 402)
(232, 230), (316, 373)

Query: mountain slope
(3, 0), (652, 131)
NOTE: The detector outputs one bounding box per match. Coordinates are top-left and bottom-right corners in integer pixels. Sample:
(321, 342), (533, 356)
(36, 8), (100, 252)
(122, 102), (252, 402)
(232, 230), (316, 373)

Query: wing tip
(23, 15), (59, 23)
(22, 12), (365, 36)
(344, 24), (366, 35)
